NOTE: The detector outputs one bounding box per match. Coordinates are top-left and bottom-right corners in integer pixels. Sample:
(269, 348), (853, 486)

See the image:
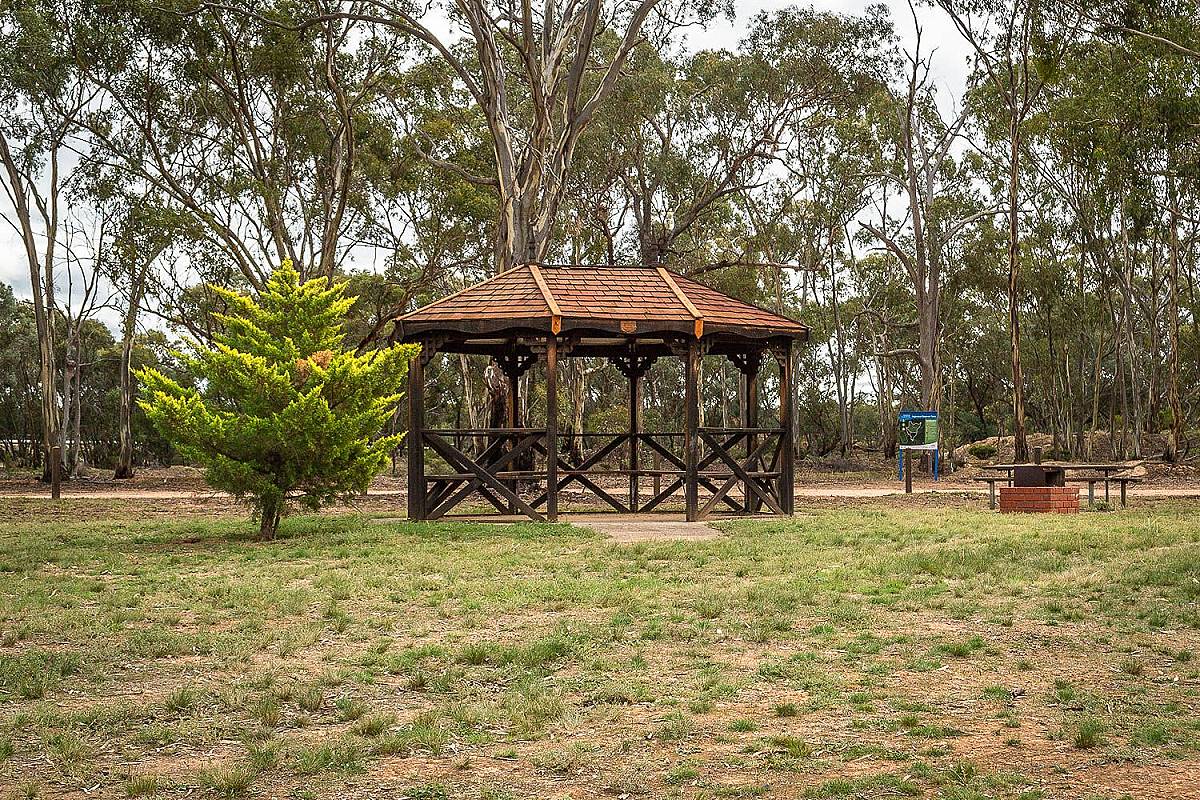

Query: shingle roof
(395, 264), (808, 341)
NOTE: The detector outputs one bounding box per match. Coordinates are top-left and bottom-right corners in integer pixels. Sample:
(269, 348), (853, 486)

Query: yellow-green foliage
(137, 261), (419, 535)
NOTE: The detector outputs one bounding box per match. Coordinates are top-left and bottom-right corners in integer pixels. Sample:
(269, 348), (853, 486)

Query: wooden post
(507, 371), (521, 428)
(407, 353), (425, 521)
(742, 356), (760, 514)
(652, 450), (661, 499)
(506, 367), (520, 514)
(778, 342), (795, 514)
(684, 339), (700, 522)
(50, 444), (61, 501)
(904, 451), (913, 494)
(629, 370), (640, 512)
(545, 335), (559, 522)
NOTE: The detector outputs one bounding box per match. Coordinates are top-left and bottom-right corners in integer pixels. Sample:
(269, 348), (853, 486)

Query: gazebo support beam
(611, 353), (656, 514)
(777, 340), (795, 515)
(407, 352), (426, 521)
(684, 338), (701, 522)
(496, 351), (535, 515)
(507, 369), (519, 514)
(545, 335), (559, 522)
(734, 352), (762, 514)
(629, 371), (640, 512)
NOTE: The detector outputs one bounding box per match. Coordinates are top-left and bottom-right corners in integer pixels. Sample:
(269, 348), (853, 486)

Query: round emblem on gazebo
(621, 320), (637, 334)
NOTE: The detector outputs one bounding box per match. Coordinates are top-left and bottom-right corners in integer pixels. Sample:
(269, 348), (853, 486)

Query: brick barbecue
(999, 465), (1079, 514)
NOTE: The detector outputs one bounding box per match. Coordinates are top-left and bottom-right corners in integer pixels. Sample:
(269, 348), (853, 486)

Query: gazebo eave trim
(396, 317), (808, 343)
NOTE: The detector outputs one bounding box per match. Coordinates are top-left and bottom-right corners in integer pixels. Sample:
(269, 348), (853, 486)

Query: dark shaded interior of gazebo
(392, 263), (809, 522)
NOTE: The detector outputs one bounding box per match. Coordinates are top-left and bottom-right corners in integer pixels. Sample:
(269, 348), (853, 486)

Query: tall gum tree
(84, 1), (406, 287)
(859, 8), (997, 423)
(319, 0), (729, 273)
(0, 1), (104, 479)
(935, 0), (1076, 461)
(1064, 0), (1200, 459)
(573, 6), (893, 272)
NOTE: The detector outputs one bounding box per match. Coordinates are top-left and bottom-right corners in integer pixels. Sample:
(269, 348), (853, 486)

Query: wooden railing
(413, 425), (787, 520)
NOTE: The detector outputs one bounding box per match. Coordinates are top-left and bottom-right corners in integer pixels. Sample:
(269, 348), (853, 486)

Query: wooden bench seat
(973, 475), (1011, 509)
(1065, 475), (1140, 507)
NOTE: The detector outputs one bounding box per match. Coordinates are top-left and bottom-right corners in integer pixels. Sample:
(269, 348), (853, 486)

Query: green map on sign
(898, 417), (938, 447)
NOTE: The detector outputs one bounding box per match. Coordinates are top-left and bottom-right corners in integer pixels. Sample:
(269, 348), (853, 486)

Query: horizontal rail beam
(425, 428), (547, 435)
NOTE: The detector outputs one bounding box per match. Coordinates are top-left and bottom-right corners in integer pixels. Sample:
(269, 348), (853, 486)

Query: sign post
(898, 411), (939, 483)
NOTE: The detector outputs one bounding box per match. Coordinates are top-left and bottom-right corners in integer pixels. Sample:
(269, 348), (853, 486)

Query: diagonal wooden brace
(639, 433), (745, 513)
(699, 430), (784, 515)
(698, 433), (781, 518)
(528, 434), (631, 509)
(424, 433), (546, 521)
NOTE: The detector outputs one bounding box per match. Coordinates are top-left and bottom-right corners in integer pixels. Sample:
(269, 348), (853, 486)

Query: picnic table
(975, 462), (1142, 509)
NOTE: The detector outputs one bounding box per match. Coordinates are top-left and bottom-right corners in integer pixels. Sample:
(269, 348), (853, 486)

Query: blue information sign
(898, 410), (939, 481)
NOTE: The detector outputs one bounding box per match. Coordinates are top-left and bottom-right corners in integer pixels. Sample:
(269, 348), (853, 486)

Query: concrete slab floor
(379, 512), (725, 543)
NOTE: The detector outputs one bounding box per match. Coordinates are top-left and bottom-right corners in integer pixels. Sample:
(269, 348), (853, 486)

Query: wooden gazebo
(392, 263), (809, 522)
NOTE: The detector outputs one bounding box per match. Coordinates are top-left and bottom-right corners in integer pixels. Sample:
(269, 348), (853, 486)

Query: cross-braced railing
(408, 424), (788, 521)
(417, 428), (547, 520)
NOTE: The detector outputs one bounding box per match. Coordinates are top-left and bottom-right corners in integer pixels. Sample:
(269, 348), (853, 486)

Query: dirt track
(5, 484), (1200, 500)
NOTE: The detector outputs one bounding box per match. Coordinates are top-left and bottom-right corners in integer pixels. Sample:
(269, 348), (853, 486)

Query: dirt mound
(1145, 461), (1198, 484)
(953, 430), (1172, 466)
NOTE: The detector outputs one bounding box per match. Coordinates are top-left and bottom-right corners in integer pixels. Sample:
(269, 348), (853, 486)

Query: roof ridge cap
(528, 264), (562, 334)
(656, 266), (704, 339)
(528, 262), (654, 269)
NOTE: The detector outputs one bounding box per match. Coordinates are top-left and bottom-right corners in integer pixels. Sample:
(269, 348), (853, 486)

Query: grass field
(0, 499), (1198, 799)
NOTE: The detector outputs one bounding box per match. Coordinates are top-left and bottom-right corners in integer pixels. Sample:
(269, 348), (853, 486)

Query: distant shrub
(968, 443), (998, 460)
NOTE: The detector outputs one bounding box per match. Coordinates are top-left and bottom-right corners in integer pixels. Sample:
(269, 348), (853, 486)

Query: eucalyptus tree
(351, 68), (497, 350)
(1070, 0), (1200, 60)
(1071, 0), (1200, 460)
(325, 0), (730, 273)
(0, 0), (110, 478)
(83, 1), (407, 288)
(0, 284), (41, 465)
(579, 6), (892, 274)
(776, 111), (879, 457)
(847, 251), (904, 454)
(934, 0), (1080, 460)
(104, 199), (186, 477)
(857, 13), (997, 425)
(1017, 13), (1200, 459)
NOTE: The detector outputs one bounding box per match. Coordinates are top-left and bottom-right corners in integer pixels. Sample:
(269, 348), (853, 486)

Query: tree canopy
(1, 0), (1199, 477)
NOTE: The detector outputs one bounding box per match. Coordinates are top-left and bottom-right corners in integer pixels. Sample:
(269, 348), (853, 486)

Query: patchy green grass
(0, 499), (1199, 797)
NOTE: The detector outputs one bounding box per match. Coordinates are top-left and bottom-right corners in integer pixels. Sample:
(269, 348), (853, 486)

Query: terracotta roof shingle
(395, 264), (808, 341)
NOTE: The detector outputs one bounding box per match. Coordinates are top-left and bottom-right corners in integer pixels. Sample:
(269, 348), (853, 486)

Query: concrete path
(567, 517), (720, 543)
(367, 512), (720, 543)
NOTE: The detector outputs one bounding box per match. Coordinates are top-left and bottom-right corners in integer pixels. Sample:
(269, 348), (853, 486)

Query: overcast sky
(0, 1), (973, 312)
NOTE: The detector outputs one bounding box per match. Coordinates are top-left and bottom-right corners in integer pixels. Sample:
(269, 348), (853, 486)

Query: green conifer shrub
(138, 261), (418, 538)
